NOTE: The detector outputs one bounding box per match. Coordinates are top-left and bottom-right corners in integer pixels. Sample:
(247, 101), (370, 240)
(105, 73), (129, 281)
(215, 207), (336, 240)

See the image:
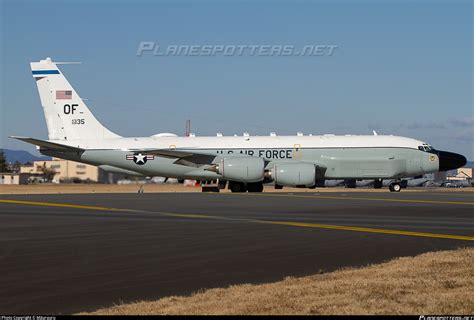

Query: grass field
(83, 247), (473, 315)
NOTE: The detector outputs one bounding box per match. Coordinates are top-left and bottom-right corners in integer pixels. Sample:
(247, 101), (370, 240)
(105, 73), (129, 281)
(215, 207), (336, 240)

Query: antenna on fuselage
(185, 120), (191, 137)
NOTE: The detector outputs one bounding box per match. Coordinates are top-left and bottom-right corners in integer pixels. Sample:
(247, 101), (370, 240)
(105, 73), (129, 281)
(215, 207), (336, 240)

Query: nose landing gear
(389, 182), (401, 192)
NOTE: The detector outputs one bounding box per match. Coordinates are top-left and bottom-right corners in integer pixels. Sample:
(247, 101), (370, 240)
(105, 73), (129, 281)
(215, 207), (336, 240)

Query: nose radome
(438, 150), (467, 171)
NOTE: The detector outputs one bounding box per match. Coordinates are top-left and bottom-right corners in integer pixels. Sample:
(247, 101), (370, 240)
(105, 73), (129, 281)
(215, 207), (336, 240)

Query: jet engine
(270, 162), (316, 187)
(216, 157), (265, 182)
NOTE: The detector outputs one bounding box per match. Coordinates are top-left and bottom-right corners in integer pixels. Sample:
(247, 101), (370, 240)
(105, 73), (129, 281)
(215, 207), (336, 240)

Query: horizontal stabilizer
(9, 136), (83, 152)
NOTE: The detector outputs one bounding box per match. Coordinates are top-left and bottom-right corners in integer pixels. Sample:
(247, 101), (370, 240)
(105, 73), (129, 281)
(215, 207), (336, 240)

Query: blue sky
(1, 0), (472, 159)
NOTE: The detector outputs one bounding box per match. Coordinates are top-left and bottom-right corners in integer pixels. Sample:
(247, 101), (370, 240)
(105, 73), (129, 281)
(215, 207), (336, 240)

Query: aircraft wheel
(230, 182), (246, 193)
(274, 184), (283, 190)
(389, 183), (401, 192)
(247, 182), (264, 193)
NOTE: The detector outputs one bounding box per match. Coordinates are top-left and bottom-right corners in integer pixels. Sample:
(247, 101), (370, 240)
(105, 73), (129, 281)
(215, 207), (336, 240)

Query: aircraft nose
(438, 150), (467, 171)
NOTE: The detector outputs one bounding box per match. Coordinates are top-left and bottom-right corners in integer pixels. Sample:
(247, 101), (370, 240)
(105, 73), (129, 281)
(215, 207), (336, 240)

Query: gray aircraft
(11, 58), (467, 192)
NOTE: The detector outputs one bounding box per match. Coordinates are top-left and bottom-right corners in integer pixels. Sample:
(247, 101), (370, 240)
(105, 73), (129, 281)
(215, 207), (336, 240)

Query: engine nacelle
(217, 157), (265, 182)
(271, 162), (316, 187)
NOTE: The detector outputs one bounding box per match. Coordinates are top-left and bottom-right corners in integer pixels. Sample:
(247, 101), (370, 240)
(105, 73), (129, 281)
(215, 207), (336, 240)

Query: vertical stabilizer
(31, 57), (120, 140)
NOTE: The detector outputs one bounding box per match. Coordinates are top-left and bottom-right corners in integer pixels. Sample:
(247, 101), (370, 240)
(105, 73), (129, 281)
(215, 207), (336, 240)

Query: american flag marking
(56, 90), (72, 99)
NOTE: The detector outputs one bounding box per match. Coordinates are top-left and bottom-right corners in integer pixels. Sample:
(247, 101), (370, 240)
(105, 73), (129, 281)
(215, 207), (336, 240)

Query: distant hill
(1, 149), (51, 164)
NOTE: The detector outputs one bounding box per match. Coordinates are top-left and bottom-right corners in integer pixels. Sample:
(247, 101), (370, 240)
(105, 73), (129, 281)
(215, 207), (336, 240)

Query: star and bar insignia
(126, 153), (155, 165)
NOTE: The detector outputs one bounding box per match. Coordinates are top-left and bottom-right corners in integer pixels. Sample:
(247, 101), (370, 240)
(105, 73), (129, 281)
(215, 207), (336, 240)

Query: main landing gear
(229, 181), (246, 193)
(201, 180), (264, 193)
(247, 182), (264, 193)
(228, 181), (264, 193)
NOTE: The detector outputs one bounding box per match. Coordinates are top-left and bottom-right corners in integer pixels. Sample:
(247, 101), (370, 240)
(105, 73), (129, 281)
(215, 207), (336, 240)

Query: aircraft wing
(130, 148), (217, 166)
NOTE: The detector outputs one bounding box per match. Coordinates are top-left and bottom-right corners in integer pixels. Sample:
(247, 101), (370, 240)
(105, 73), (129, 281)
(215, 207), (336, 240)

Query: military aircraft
(11, 58), (467, 192)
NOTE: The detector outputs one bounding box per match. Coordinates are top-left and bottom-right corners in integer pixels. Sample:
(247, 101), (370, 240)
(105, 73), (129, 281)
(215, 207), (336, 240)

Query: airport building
(20, 158), (99, 183)
(447, 167), (472, 181)
(0, 173), (29, 185)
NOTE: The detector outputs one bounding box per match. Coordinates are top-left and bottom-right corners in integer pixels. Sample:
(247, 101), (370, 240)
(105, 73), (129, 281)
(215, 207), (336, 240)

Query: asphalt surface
(0, 191), (473, 314)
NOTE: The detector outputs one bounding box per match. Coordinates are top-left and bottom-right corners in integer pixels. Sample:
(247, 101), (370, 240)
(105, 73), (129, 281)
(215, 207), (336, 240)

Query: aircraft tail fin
(30, 57), (120, 141)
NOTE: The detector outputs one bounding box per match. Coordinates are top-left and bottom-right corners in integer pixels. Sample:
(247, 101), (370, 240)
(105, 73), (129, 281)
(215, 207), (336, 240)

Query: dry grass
(1, 184), (473, 194)
(83, 247), (474, 315)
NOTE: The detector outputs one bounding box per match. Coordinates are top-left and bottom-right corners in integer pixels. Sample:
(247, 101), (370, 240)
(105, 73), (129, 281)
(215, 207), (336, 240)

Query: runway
(1, 191), (473, 314)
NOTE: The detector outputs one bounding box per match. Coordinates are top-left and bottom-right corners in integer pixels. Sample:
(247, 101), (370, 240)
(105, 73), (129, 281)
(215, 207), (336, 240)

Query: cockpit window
(418, 144), (435, 152)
